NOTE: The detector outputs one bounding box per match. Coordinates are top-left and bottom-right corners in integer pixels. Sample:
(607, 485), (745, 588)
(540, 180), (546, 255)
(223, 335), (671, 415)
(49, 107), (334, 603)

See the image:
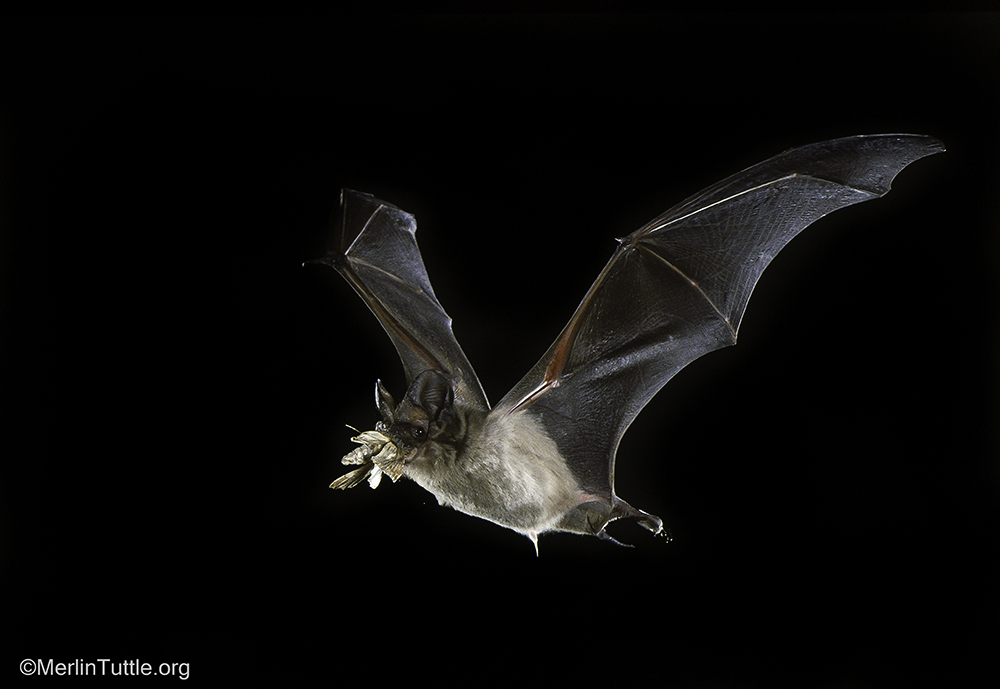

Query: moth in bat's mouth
(330, 427), (405, 490)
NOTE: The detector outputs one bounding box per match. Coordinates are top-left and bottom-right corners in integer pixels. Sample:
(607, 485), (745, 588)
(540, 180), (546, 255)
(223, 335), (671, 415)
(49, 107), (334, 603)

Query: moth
(312, 134), (943, 552)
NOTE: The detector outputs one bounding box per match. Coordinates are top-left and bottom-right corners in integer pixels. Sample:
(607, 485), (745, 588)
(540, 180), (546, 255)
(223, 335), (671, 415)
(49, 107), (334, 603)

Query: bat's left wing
(315, 189), (488, 413)
(495, 134), (944, 532)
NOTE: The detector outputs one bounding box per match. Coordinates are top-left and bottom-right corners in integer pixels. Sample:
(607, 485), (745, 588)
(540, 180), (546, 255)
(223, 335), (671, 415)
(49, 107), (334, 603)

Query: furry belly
(403, 410), (586, 542)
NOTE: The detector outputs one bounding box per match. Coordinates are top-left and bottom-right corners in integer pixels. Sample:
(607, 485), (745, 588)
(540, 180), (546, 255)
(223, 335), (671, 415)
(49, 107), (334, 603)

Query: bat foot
(604, 499), (670, 545)
(613, 498), (664, 537)
(562, 498), (667, 545)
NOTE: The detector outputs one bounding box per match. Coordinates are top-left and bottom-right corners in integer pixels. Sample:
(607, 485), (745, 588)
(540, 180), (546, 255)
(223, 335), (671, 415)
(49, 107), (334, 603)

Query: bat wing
(317, 189), (488, 412)
(496, 134), (943, 514)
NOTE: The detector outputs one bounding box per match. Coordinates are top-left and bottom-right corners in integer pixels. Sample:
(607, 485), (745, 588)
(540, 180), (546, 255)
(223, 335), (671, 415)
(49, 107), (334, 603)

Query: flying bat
(312, 134), (943, 552)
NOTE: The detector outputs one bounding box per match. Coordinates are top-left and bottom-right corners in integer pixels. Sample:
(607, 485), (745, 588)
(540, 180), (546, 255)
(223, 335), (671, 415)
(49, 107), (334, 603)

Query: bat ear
(375, 379), (396, 425)
(403, 370), (455, 422)
(391, 371), (463, 446)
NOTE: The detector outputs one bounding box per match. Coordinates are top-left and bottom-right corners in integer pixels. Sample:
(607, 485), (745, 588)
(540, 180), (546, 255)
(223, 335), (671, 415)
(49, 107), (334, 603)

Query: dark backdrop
(2, 11), (997, 687)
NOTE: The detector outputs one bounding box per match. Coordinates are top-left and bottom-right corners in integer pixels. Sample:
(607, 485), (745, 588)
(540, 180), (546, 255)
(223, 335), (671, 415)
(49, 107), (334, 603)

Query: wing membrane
(498, 134), (944, 497)
(322, 189), (488, 412)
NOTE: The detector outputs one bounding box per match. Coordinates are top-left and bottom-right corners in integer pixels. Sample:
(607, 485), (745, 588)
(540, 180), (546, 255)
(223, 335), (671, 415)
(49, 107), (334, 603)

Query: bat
(312, 134), (943, 553)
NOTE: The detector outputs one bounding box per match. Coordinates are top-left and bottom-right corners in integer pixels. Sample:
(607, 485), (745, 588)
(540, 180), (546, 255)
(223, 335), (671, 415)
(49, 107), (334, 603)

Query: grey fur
(403, 408), (587, 548)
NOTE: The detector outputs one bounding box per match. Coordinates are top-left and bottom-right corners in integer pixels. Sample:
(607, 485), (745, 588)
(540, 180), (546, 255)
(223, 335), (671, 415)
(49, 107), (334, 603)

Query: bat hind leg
(609, 497), (665, 539)
(558, 497), (666, 545)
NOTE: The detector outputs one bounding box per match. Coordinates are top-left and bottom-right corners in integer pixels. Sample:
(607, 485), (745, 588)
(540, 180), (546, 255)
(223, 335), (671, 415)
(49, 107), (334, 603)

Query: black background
(2, 11), (998, 688)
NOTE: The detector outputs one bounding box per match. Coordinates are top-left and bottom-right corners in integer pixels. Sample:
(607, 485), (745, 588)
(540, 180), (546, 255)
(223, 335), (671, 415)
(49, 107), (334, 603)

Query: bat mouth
(399, 443), (423, 464)
(377, 426), (420, 464)
(375, 422), (429, 464)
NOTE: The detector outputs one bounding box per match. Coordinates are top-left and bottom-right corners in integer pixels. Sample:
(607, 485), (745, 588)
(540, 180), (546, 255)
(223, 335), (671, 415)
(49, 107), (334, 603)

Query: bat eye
(410, 426), (426, 440)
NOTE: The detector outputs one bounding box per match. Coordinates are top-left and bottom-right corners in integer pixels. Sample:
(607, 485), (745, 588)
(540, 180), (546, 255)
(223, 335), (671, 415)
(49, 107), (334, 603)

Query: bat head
(375, 370), (464, 465)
